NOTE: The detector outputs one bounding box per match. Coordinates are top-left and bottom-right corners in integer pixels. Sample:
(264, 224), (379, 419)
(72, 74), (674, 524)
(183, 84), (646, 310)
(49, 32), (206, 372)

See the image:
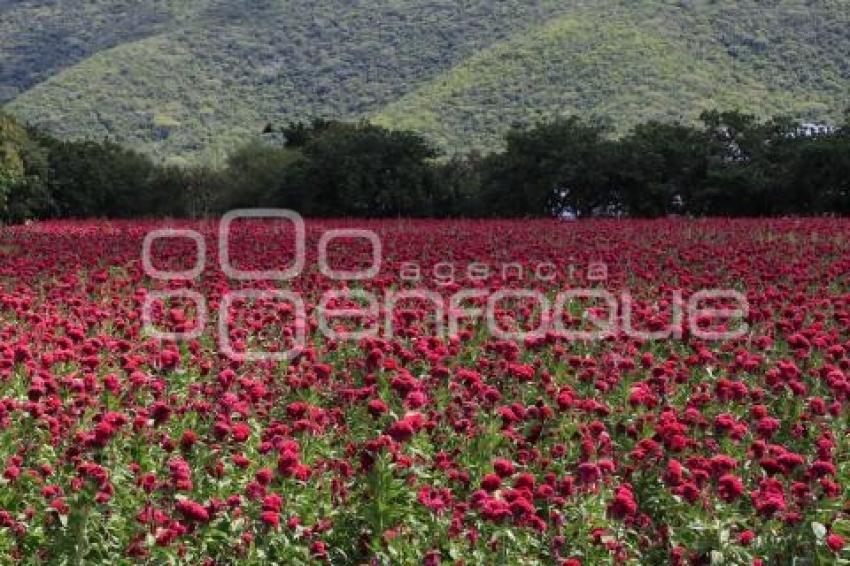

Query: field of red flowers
(2, 217), (850, 564)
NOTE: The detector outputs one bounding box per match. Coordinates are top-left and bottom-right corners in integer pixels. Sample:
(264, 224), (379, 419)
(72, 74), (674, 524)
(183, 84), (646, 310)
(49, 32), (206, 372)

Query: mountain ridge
(3, 0), (849, 162)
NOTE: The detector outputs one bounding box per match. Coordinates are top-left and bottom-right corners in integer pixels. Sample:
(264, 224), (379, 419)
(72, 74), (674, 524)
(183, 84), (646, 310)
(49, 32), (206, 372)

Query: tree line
(1, 108), (848, 223)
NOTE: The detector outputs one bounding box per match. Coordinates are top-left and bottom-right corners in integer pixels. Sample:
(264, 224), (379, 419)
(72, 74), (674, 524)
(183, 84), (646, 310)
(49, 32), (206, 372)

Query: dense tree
(280, 122), (439, 216)
(0, 112), (52, 222)
(481, 117), (615, 217)
(781, 135), (850, 214)
(217, 141), (301, 210)
(43, 139), (156, 218)
(693, 111), (808, 216)
(616, 122), (710, 217)
(279, 119), (334, 148)
(1, 109), (849, 224)
(431, 152), (486, 217)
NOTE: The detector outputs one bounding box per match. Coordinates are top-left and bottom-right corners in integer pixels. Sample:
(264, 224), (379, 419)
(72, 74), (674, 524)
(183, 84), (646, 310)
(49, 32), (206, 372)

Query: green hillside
(0, 1), (205, 101)
(3, 0), (849, 161)
(374, 1), (850, 151)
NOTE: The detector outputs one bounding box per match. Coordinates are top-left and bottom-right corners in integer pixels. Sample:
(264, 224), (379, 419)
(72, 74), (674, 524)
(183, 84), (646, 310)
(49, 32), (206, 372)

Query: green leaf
(833, 520), (850, 538)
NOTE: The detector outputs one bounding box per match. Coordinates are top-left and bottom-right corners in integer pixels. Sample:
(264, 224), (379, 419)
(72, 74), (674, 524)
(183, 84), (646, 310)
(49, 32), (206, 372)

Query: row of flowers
(0, 218), (849, 564)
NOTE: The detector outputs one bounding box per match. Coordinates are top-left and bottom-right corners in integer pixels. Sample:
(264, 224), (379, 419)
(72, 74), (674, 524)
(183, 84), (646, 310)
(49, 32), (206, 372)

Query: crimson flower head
(260, 510), (280, 529)
(176, 499), (210, 523)
(493, 458), (515, 478)
(717, 474), (745, 502)
(827, 533), (845, 552)
(367, 399), (388, 418)
(607, 484), (638, 520)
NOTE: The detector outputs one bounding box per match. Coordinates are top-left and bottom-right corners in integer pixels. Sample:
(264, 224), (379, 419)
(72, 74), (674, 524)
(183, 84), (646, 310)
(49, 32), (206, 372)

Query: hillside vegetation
(375, 1), (850, 151)
(0, 1), (204, 101)
(2, 0), (849, 161)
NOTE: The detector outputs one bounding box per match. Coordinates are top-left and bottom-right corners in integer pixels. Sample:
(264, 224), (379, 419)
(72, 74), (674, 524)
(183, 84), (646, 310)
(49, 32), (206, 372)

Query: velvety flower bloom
(255, 468), (273, 486)
(367, 399), (388, 418)
(717, 474), (745, 502)
(263, 494), (283, 513)
(1, 218), (848, 562)
(417, 486), (453, 514)
(664, 459), (684, 486)
(387, 414), (424, 442)
(827, 533), (845, 552)
(405, 390), (428, 409)
(260, 509), (280, 528)
(751, 478), (786, 517)
(576, 463), (601, 484)
(150, 402), (171, 425)
(810, 460), (837, 477)
(423, 550), (442, 566)
(278, 449), (301, 477)
(607, 485), (638, 519)
(3, 466), (20, 482)
(310, 540), (328, 560)
(180, 430), (198, 450)
(481, 473), (502, 492)
(231, 423), (251, 443)
(508, 497), (535, 519)
(176, 499), (210, 522)
(493, 459), (515, 478)
(514, 472), (535, 491)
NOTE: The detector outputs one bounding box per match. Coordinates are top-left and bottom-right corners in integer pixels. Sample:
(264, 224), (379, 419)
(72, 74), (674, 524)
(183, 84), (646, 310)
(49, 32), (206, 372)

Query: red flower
(493, 459), (515, 478)
(717, 474), (744, 502)
(751, 478), (786, 517)
(255, 468), (273, 486)
(176, 499), (210, 522)
(278, 449), (301, 477)
(827, 533), (845, 552)
(150, 402), (171, 425)
(231, 422), (251, 443)
(367, 399), (388, 417)
(417, 486), (453, 514)
(387, 414), (423, 442)
(260, 511), (280, 529)
(310, 540), (328, 560)
(607, 485), (638, 520)
(180, 430), (198, 450)
(481, 473), (502, 492)
(739, 530), (755, 546)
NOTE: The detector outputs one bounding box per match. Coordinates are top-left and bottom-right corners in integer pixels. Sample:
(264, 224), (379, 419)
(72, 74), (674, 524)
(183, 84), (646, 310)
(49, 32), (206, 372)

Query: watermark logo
(219, 209), (305, 280)
(142, 209), (750, 361)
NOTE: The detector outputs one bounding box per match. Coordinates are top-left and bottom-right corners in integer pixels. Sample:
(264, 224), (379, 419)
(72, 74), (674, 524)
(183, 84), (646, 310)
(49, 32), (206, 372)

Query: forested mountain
(2, 0), (849, 161)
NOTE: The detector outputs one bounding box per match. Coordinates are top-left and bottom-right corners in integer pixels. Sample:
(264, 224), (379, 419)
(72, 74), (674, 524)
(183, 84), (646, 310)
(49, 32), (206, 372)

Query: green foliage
(279, 122), (440, 217)
(480, 117), (616, 217)
(0, 0), (202, 102)
(0, 111), (51, 222)
(473, 110), (850, 218)
(3, 0), (568, 161)
(615, 121), (710, 217)
(779, 134), (850, 215)
(2, 0), (849, 161)
(2, 108), (849, 223)
(216, 140), (302, 210)
(377, 0), (850, 153)
(43, 139), (159, 218)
